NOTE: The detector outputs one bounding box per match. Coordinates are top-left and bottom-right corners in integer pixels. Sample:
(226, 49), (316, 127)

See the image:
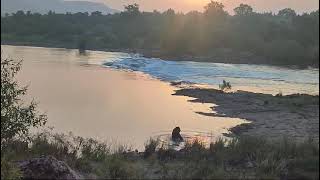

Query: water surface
(2, 45), (318, 150)
(2, 45), (246, 150)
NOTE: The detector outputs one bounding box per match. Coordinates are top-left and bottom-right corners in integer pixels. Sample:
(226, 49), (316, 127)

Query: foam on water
(100, 53), (319, 95)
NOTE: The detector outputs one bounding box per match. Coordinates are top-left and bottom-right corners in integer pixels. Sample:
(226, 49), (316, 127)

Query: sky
(85, 0), (319, 14)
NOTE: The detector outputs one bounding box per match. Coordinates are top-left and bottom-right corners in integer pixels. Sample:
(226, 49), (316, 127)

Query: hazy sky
(85, 0), (319, 14)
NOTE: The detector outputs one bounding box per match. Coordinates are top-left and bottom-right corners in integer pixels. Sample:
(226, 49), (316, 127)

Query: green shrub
(106, 156), (141, 179)
(1, 155), (22, 179)
(144, 138), (159, 158)
(1, 56), (47, 179)
(219, 80), (232, 91)
(1, 57), (47, 143)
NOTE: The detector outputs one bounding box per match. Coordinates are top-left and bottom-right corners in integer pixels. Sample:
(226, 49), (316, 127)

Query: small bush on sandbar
(219, 80), (232, 91)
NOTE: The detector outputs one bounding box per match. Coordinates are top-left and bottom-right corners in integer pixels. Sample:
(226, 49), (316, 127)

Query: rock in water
(17, 156), (82, 179)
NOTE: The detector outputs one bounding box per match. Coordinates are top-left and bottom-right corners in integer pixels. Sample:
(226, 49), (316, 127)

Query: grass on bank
(2, 130), (319, 179)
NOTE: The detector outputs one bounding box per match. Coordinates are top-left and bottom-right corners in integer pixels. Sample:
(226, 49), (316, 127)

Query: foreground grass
(1, 131), (319, 179)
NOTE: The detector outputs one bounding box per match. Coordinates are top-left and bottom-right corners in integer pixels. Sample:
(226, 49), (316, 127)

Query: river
(2, 45), (319, 150)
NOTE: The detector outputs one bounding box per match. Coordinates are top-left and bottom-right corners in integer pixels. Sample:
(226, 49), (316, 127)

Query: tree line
(1, 1), (319, 67)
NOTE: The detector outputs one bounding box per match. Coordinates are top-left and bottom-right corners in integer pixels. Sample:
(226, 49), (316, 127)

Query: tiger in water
(171, 127), (184, 142)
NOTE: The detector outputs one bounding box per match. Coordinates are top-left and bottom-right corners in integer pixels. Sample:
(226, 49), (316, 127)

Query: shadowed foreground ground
(2, 131), (319, 179)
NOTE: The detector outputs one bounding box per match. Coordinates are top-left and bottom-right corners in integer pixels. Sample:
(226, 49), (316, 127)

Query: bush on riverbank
(219, 80), (232, 91)
(1, 57), (47, 143)
(1, 56), (47, 179)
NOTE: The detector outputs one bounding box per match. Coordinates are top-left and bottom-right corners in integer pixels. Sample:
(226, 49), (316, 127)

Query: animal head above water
(174, 127), (181, 133)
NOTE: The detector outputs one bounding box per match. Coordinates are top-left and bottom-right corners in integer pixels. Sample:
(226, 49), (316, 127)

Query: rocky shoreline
(173, 87), (319, 142)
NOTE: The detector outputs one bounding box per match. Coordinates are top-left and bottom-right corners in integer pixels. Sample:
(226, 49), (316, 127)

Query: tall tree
(204, 1), (228, 20)
(234, 4), (253, 16)
(123, 3), (140, 16)
(278, 8), (296, 17)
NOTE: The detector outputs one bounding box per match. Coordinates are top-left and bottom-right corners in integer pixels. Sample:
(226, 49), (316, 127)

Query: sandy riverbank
(173, 87), (319, 141)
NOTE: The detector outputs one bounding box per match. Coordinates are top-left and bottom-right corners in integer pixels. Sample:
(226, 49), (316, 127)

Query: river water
(2, 45), (319, 150)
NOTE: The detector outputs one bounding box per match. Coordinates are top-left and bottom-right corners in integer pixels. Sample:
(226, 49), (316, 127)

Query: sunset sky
(91, 0), (319, 14)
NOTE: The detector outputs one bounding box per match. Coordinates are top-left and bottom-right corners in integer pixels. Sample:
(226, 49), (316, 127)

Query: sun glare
(185, 0), (211, 6)
(179, 0), (211, 12)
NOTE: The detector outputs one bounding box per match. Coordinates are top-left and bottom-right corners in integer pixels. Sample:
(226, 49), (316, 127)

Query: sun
(182, 0), (212, 11)
(185, 0), (211, 6)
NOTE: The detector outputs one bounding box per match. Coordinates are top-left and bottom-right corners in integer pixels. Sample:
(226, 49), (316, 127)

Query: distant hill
(1, 0), (119, 15)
